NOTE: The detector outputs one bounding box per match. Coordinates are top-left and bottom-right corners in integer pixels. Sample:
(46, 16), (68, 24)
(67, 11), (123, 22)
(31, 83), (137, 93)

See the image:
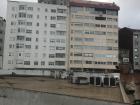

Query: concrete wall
(0, 87), (130, 105)
(0, 69), (51, 76)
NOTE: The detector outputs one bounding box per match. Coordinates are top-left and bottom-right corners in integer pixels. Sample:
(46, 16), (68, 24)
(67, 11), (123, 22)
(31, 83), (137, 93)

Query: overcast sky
(0, 0), (140, 29)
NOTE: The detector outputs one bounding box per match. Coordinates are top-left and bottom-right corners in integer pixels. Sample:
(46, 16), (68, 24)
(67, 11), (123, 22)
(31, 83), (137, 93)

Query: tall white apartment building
(3, 1), (68, 71)
(69, 0), (119, 72)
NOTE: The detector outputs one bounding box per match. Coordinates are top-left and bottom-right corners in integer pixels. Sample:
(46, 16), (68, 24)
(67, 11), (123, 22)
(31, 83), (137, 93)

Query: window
(56, 47), (65, 50)
(50, 39), (55, 43)
(16, 43), (24, 48)
(134, 55), (138, 59)
(42, 53), (46, 58)
(12, 7), (15, 11)
(27, 14), (33, 18)
(18, 20), (25, 25)
(50, 24), (56, 28)
(35, 53), (38, 57)
(44, 23), (47, 27)
(19, 5), (26, 10)
(18, 28), (25, 33)
(9, 52), (12, 56)
(56, 39), (65, 43)
(84, 53), (93, 57)
(9, 44), (13, 48)
(17, 36), (24, 41)
(45, 16), (47, 20)
(26, 29), (32, 34)
(101, 24), (106, 28)
(26, 37), (31, 41)
(134, 34), (138, 38)
(0, 39), (2, 43)
(51, 9), (56, 13)
(94, 31), (106, 35)
(56, 53), (65, 58)
(18, 53), (21, 56)
(74, 60), (82, 64)
(50, 46), (55, 50)
(106, 10), (118, 16)
(135, 62), (139, 65)
(16, 60), (23, 64)
(85, 38), (94, 42)
(43, 38), (47, 42)
(50, 31), (55, 35)
(107, 62), (112, 65)
(85, 61), (92, 64)
(8, 60), (12, 64)
(43, 31), (47, 35)
(113, 62), (117, 65)
(134, 48), (138, 52)
(28, 7), (33, 11)
(36, 30), (39, 34)
(24, 61), (30, 65)
(56, 31), (66, 36)
(34, 61), (38, 65)
(95, 16), (106, 20)
(49, 62), (55, 66)
(57, 16), (66, 21)
(74, 52), (82, 56)
(35, 45), (38, 49)
(49, 54), (55, 58)
(36, 22), (39, 26)
(37, 8), (40, 11)
(55, 61), (65, 66)
(9, 37), (15, 41)
(51, 16), (56, 20)
(25, 45), (31, 49)
(27, 22), (32, 26)
(36, 38), (39, 42)
(37, 15), (39, 19)
(45, 8), (48, 12)
(11, 21), (16, 25)
(24, 53), (31, 57)
(57, 9), (66, 13)
(41, 61), (45, 66)
(95, 24), (100, 27)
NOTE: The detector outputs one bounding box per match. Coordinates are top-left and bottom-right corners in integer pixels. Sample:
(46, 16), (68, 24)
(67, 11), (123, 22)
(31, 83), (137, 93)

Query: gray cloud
(116, 0), (140, 29)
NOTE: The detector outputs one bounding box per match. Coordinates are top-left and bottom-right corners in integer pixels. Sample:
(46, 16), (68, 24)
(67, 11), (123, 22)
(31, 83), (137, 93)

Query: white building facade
(3, 1), (68, 71)
(69, 0), (119, 72)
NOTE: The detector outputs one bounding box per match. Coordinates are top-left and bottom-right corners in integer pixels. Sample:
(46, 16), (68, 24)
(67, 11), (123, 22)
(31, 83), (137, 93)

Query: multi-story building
(119, 27), (140, 71)
(3, 1), (68, 71)
(3, 0), (120, 74)
(0, 17), (6, 69)
(69, 0), (119, 72)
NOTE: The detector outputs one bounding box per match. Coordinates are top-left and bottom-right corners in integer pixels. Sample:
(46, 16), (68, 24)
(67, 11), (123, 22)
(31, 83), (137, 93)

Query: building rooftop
(0, 76), (123, 102)
(70, 0), (120, 10)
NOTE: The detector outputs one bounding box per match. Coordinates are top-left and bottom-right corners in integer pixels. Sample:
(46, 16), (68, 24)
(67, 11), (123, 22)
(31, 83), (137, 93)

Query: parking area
(0, 76), (123, 102)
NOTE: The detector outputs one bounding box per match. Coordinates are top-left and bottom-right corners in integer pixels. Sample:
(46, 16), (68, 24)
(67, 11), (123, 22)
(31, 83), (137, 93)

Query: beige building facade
(69, 0), (119, 72)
